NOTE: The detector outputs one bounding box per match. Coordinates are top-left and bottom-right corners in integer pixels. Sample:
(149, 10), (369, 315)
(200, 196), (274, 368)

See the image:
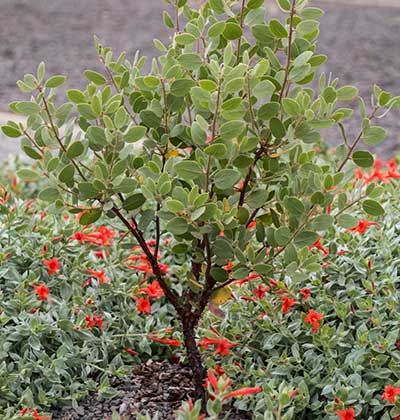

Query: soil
(0, 1), (400, 157)
(51, 360), (252, 420)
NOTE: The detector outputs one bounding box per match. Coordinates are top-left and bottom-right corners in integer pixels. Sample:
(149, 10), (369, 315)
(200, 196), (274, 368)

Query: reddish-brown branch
(238, 147), (264, 207)
(112, 206), (181, 312)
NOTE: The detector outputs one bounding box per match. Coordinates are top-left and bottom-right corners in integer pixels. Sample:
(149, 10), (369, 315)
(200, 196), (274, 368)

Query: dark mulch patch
(51, 360), (252, 420)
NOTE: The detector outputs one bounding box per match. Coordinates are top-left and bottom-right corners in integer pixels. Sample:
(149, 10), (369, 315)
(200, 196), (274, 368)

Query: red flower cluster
(126, 243), (169, 276)
(32, 284), (50, 301)
(253, 284), (269, 299)
(337, 407), (355, 420)
(20, 408), (49, 420)
(356, 159), (400, 184)
(70, 225), (115, 246)
(139, 280), (164, 299)
(43, 257), (60, 275)
(346, 220), (377, 235)
(281, 295), (296, 314)
(133, 296), (151, 314)
(86, 269), (110, 285)
(300, 288), (311, 301)
(133, 280), (164, 314)
(199, 337), (237, 356)
(85, 314), (104, 330)
(382, 384), (400, 404)
(304, 309), (324, 333)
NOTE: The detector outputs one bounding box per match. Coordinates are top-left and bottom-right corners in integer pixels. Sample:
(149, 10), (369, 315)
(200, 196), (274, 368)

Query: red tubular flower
(233, 273), (260, 287)
(133, 296), (151, 314)
(300, 288), (311, 301)
(310, 237), (329, 255)
(346, 220), (377, 235)
(253, 284), (269, 299)
(215, 365), (225, 376)
(43, 256), (60, 275)
(247, 220), (257, 229)
(386, 159), (400, 179)
(224, 387), (262, 400)
(223, 261), (234, 271)
(20, 408), (50, 420)
(85, 314), (103, 330)
(32, 284), (49, 301)
(269, 278), (279, 287)
(70, 231), (87, 243)
(125, 348), (138, 356)
(128, 264), (152, 273)
(140, 281), (164, 299)
(149, 337), (181, 347)
(382, 385), (400, 404)
(281, 295), (296, 314)
(304, 309), (324, 333)
(85, 226), (115, 246)
(337, 407), (355, 420)
(199, 337), (237, 356)
(290, 388), (298, 399)
(206, 369), (219, 394)
(86, 269), (110, 285)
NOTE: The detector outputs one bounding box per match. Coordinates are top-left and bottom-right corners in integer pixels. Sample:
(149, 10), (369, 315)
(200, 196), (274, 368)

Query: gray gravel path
(0, 0), (399, 158)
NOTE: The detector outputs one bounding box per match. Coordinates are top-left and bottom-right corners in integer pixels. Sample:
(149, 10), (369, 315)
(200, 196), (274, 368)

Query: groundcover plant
(2, 0), (400, 418)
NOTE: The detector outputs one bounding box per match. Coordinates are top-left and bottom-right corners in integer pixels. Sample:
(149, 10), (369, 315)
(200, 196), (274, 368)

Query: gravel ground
(0, 1), (399, 158)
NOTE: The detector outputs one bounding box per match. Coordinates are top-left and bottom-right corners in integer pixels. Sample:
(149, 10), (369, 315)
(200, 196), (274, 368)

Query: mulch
(51, 360), (252, 420)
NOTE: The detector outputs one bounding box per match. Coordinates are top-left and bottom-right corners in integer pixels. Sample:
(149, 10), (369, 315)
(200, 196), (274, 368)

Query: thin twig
(278, 0), (297, 103)
(236, 0), (246, 64)
(336, 106), (378, 172)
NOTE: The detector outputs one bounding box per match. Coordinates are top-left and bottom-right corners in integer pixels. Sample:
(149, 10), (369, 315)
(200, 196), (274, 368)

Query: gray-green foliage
(2, 0), (400, 408)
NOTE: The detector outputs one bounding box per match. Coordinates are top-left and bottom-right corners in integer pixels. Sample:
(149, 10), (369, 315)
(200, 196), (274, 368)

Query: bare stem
(278, 0), (297, 103)
(236, 0), (246, 64)
(336, 106), (378, 172)
(205, 74), (223, 192)
(175, 0), (180, 33)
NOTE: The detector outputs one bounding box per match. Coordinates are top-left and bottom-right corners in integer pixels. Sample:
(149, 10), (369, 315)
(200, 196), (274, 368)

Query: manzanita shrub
(2, 0), (400, 412)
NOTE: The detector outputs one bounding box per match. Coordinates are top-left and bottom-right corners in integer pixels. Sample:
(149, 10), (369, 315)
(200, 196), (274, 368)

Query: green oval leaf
(294, 230), (319, 247)
(17, 169), (40, 182)
(67, 89), (86, 104)
(84, 70), (106, 85)
(124, 125), (147, 143)
(337, 214), (359, 229)
(79, 208), (103, 225)
(122, 193), (146, 211)
(175, 160), (203, 180)
(214, 169), (241, 190)
(352, 150), (374, 168)
(1, 125), (21, 138)
(362, 199), (384, 216)
(223, 22), (243, 40)
(220, 120), (246, 139)
(45, 75), (67, 88)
